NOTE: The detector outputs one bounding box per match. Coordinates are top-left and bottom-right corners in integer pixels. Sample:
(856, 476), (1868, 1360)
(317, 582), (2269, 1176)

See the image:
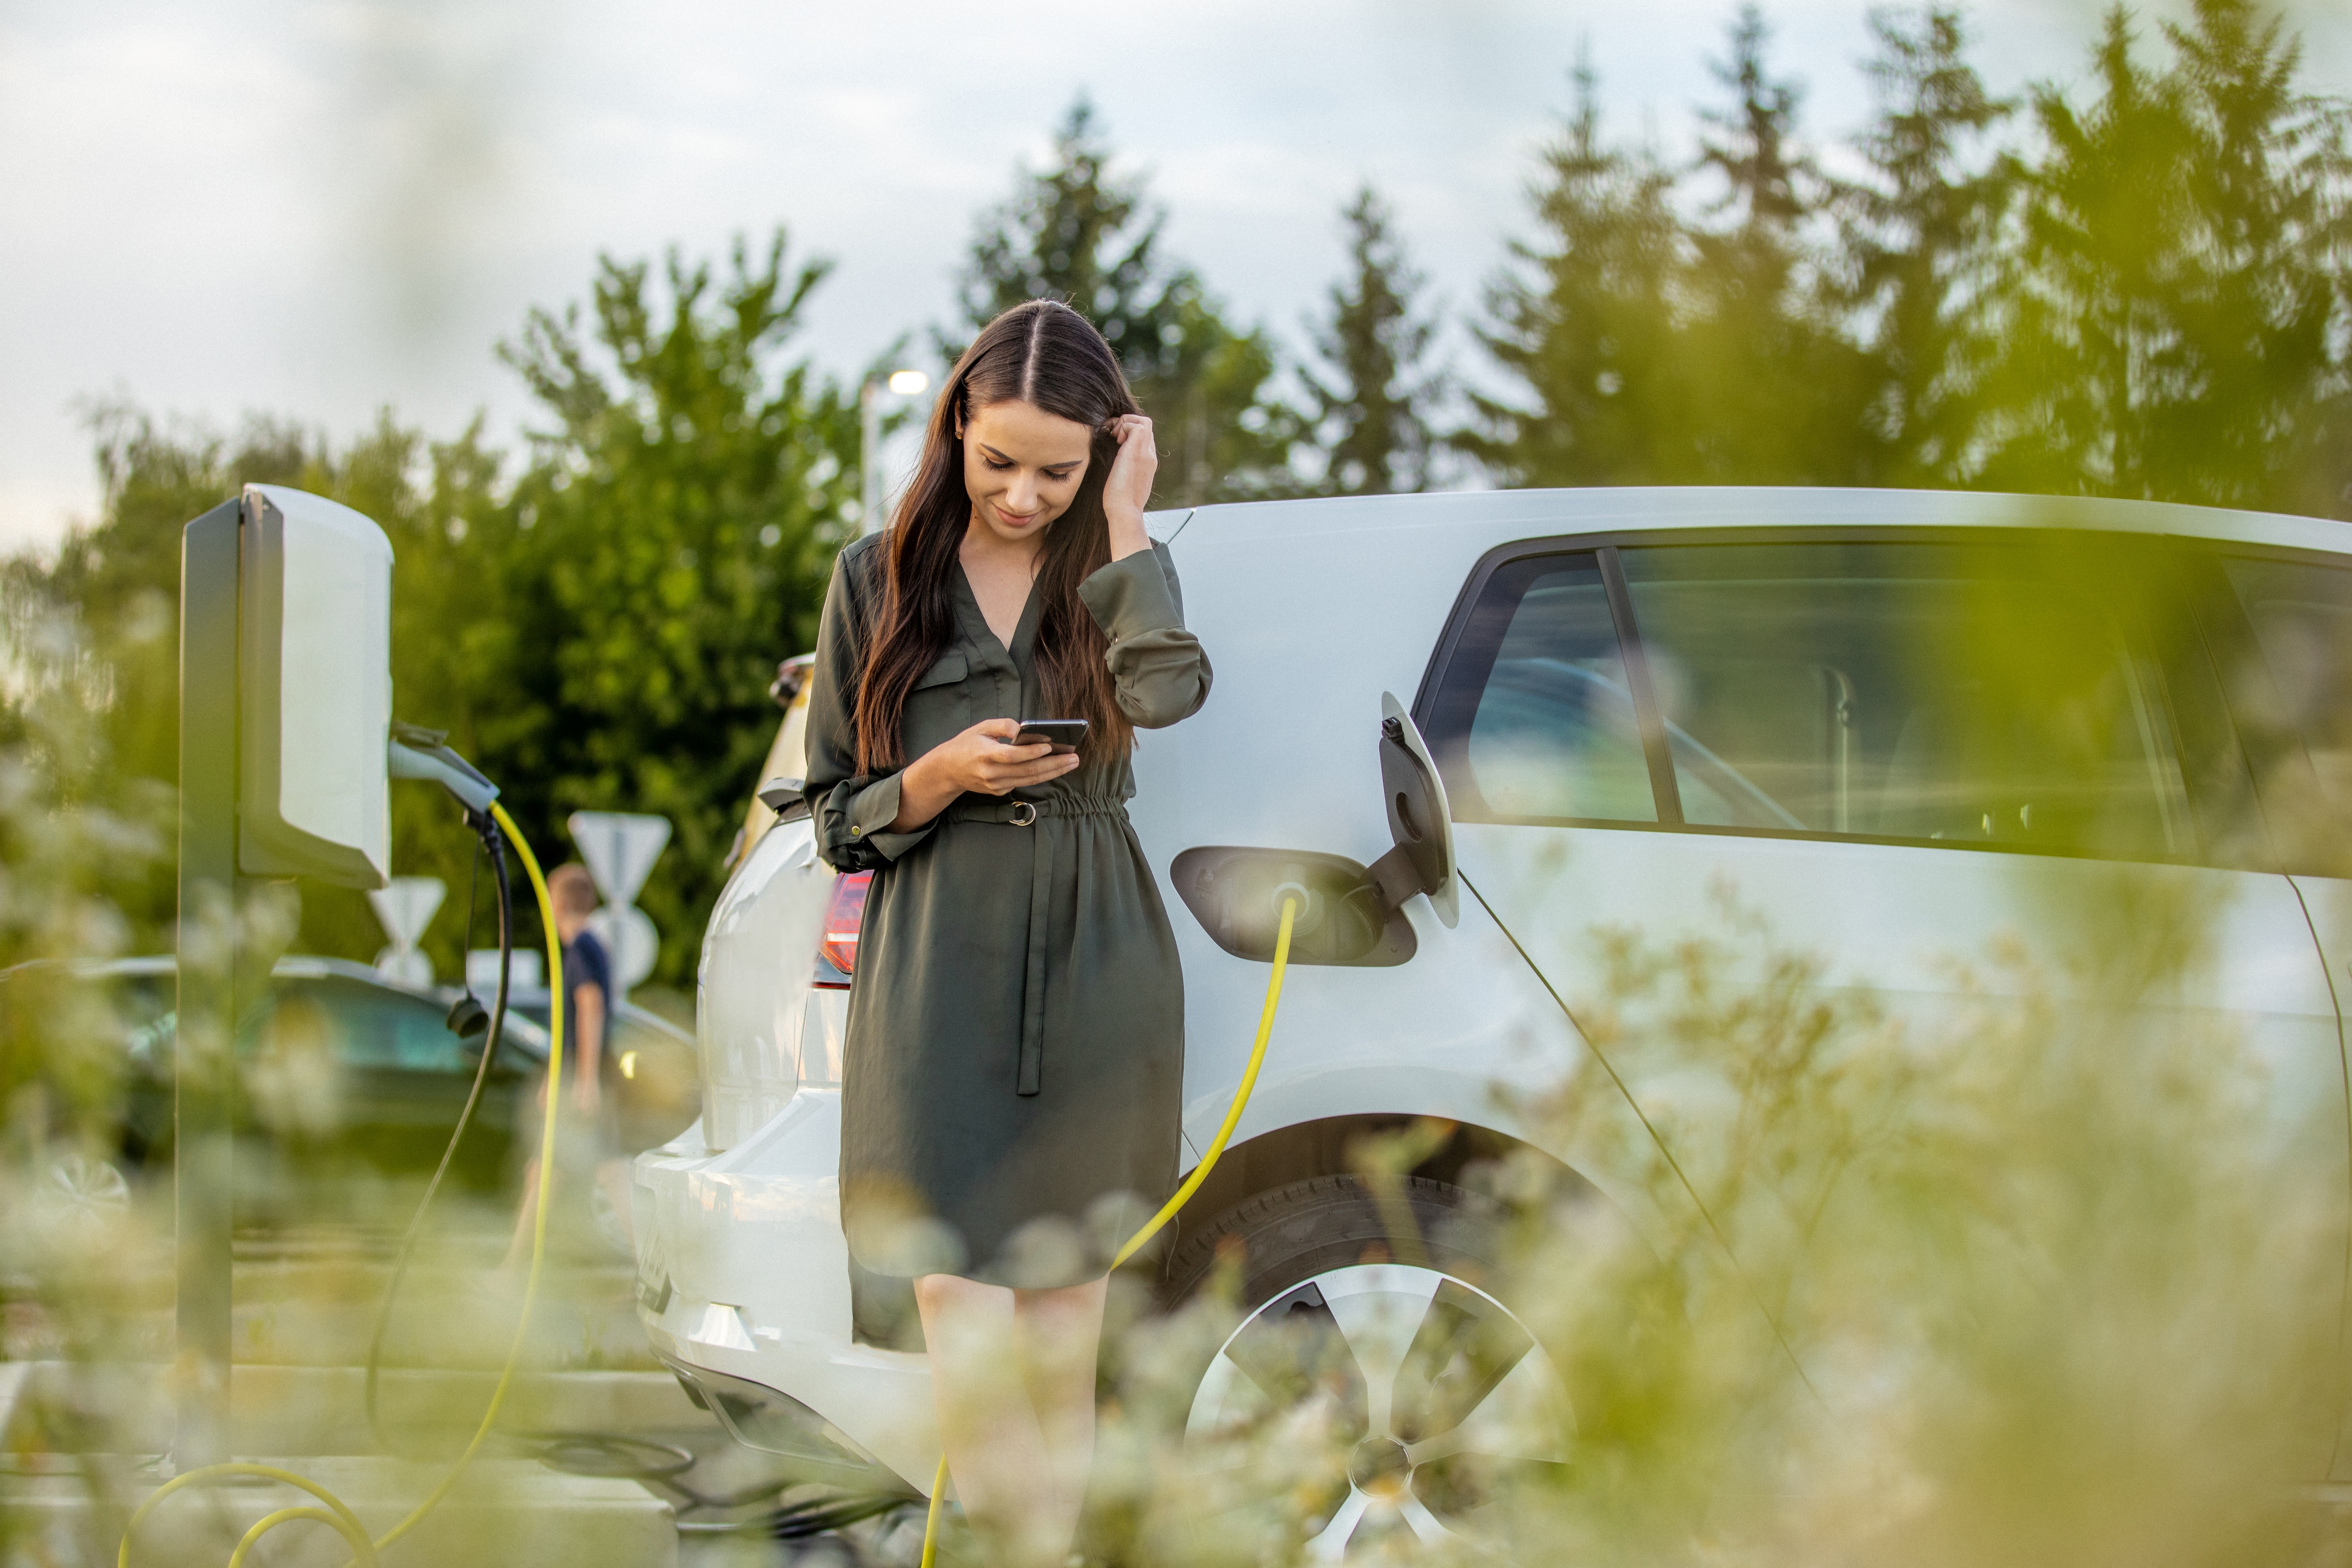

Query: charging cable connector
(389, 722), (499, 813)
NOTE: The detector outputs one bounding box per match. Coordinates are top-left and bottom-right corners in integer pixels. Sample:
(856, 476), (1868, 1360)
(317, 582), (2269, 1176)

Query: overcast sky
(3, 0), (2345, 554)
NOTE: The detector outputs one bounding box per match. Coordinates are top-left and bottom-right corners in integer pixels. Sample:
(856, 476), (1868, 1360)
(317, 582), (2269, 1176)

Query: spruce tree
(1299, 185), (1443, 495)
(953, 97), (1296, 504)
(1462, 56), (1688, 486)
(954, 97), (1181, 380)
(1680, 4), (1877, 484)
(1979, 0), (2352, 512)
(1837, 7), (2014, 486)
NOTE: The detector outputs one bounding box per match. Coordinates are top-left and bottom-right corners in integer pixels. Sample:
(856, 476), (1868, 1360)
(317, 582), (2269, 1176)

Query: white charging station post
(175, 485), (393, 1466)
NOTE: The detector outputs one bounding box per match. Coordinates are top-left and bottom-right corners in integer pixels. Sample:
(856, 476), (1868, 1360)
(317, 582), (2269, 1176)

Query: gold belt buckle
(1008, 801), (1038, 827)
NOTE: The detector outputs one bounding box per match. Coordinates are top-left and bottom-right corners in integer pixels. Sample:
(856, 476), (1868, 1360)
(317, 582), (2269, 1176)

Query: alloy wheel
(1185, 1262), (1570, 1557)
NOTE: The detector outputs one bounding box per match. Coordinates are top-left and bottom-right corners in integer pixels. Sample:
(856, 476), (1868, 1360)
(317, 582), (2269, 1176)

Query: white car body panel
(636, 487), (2352, 1494)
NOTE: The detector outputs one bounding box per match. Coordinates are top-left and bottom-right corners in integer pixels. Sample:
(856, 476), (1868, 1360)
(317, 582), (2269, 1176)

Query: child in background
(503, 861), (626, 1265)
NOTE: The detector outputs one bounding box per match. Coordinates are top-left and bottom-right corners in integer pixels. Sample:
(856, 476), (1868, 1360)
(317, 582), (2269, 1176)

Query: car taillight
(816, 871), (872, 983)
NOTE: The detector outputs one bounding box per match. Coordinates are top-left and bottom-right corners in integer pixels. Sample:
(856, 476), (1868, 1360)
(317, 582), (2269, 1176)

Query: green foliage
(1461, 59), (1692, 486)
(1978, 0), (2352, 509)
(0, 578), (168, 1140)
(1468, 14), (1880, 488)
(1470, 884), (2335, 1563)
(1680, 5), (1883, 484)
(1474, 0), (2352, 517)
(954, 97), (1299, 504)
(17, 232), (856, 987)
(488, 231), (859, 982)
(1297, 185), (1445, 496)
(1835, 6), (2015, 485)
(1074, 885), (2333, 1563)
(20, 4), (2352, 993)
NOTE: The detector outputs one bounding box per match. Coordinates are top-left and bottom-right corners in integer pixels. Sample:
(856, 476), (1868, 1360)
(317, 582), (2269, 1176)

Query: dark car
(501, 986), (699, 1155)
(140, 955), (549, 1221)
(6, 955), (550, 1231)
(12, 952), (699, 1233)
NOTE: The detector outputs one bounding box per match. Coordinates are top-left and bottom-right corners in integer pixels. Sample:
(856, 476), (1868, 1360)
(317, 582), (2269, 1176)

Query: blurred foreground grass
(1079, 879), (2345, 1566)
(8, 565), (2352, 1565)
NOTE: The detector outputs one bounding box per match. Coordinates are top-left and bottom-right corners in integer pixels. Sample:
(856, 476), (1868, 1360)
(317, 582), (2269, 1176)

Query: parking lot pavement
(2, 1207), (917, 1566)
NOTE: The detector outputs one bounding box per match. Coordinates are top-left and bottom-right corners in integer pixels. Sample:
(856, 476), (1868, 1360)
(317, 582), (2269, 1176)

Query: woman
(803, 299), (1212, 1564)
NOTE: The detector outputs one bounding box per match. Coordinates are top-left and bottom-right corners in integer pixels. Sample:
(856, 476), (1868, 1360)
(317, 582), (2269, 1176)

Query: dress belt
(944, 795), (1129, 1096)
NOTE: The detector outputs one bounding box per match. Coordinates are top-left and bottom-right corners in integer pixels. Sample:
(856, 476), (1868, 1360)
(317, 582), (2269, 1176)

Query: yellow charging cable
(919, 895), (1300, 1568)
(120, 800), (564, 1568)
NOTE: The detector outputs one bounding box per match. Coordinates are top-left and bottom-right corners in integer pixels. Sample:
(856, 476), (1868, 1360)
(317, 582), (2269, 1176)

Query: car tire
(1164, 1173), (1507, 1306)
(1155, 1175), (1571, 1559)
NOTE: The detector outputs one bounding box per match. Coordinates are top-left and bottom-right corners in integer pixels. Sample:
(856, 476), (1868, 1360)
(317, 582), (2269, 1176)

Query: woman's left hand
(1102, 414), (1155, 561)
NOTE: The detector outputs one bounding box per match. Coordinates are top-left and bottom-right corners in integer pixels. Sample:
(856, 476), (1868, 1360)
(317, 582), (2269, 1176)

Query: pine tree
(953, 97), (1296, 504)
(1837, 7), (2014, 486)
(954, 97), (1180, 379)
(1298, 186), (1443, 495)
(1462, 56), (1689, 486)
(1979, 0), (2352, 512)
(1679, 3), (1878, 484)
(1700, 4), (1814, 234)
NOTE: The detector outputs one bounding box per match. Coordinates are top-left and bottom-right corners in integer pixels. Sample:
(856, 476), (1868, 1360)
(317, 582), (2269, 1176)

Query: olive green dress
(803, 533), (1212, 1292)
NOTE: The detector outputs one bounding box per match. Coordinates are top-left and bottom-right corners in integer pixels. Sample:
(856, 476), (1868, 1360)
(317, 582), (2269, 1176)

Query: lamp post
(859, 368), (932, 536)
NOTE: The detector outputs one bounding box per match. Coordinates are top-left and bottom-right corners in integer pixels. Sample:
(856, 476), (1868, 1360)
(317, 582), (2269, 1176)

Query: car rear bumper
(629, 1088), (938, 1493)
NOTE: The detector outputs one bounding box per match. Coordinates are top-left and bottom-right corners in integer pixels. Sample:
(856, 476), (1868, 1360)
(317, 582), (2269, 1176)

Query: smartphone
(1015, 719), (1088, 754)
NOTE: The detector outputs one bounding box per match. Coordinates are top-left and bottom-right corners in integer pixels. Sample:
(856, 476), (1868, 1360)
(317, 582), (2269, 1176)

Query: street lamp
(860, 368), (932, 536)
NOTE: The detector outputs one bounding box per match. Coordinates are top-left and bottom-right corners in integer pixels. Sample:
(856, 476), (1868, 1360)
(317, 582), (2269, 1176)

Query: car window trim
(2197, 542), (2352, 877)
(1598, 546), (1685, 825)
(1415, 523), (2224, 871)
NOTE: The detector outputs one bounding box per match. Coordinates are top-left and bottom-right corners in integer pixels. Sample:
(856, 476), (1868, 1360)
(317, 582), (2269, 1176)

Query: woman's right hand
(890, 718), (1080, 830)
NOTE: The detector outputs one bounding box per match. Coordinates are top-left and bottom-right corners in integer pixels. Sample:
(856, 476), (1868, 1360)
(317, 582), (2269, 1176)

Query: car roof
(48, 954), (678, 1049)
(50, 951), (439, 993)
(17, 953), (554, 1051)
(1174, 485), (2352, 557)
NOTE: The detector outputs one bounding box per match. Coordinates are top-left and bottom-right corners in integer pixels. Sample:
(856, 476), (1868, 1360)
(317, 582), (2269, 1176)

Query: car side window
(1428, 537), (2195, 861)
(2220, 556), (2352, 849)
(1421, 553), (1658, 825)
(299, 979), (470, 1072)
(1619, 542), (2190, 857)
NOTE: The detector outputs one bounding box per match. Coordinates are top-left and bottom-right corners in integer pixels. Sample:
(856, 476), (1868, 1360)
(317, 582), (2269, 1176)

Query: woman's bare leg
(1013, 1278), (1108, 1544)
(916, 1274), (1061, 1565)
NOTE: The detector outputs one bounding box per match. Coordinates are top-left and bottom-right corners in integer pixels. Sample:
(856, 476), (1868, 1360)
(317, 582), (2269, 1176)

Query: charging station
(176, 484), (394, 1467)
(129, 485), (696, 1565)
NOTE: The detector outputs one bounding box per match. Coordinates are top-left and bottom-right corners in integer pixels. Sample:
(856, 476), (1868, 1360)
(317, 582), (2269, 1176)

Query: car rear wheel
(1163, 1175), (1571, 1558)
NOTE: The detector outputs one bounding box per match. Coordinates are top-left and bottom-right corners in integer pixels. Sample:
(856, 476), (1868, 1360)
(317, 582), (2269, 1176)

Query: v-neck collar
(953, 558), (1043, 666)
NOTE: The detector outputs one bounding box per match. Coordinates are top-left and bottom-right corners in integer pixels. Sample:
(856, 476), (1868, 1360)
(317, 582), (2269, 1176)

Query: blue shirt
(562, 928), (615, 1081)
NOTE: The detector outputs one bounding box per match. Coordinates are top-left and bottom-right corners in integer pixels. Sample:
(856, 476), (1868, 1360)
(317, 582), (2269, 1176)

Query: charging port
(1169, 847), (1416, 967)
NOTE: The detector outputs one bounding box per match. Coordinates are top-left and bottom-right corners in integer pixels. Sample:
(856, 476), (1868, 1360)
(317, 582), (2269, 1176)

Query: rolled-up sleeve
(1078, 540), (1212, 730)
(803, 549), (942, 871)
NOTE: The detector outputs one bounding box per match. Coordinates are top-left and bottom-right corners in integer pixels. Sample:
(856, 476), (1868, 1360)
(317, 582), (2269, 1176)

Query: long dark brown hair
(852, 300), (1143, 772)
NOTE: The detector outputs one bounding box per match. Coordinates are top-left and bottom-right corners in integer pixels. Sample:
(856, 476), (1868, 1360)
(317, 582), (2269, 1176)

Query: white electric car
(634, 487), (2352, 1539)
